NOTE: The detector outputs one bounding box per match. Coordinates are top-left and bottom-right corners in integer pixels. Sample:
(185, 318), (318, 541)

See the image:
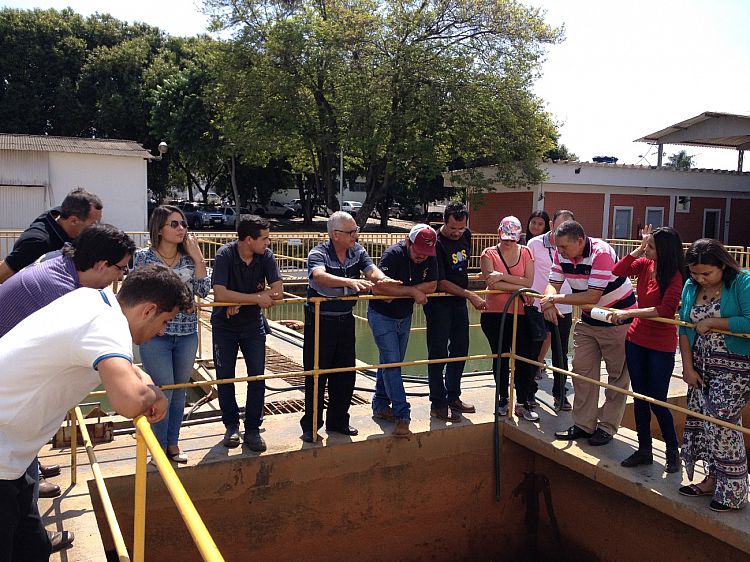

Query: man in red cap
(368, 224), (438, 437)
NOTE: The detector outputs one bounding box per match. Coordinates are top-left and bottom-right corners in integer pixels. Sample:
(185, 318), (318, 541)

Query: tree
(667, 149), (694, 170)
(545, 143), (578, 161)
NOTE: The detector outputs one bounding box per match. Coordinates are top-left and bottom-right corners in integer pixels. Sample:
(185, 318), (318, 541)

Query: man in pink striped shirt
(540, 220), (635, 446)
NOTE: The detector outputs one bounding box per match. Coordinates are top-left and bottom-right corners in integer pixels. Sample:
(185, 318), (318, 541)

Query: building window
(676, 196), (691, 213)
(613, 206), (633, 239)
(703, 209), (721, 239)
(645, 207), (664, 228)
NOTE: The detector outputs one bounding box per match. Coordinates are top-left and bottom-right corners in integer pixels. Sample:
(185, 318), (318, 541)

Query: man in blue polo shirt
(369, 224), (438, 438)
(299, 211), (397, 443)
(211, 215), (283, 452)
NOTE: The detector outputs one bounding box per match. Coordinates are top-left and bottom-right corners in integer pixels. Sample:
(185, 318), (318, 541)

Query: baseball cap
(498, 216), (522, 241)
(408, 223), (437, 256)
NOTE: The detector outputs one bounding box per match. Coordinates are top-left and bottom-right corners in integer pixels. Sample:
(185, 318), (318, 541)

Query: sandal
(709, 500), (735, 512)
(679, 476), (715, 497)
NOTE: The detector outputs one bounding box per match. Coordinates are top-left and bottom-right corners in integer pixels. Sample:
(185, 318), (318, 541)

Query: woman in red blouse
(609, 226), (685, 473)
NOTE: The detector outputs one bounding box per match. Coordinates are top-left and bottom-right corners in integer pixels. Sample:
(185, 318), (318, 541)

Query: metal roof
(635, 112), (750, 151)
(0, 134), (154, 158)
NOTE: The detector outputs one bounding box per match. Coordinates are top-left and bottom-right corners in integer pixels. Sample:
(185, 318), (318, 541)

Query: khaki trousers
(571, 321), (630, 435)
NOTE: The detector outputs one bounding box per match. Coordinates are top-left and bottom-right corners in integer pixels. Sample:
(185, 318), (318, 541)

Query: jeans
(424, 299), (470, 408)
(368, 307), (412, 421)
(139, 332), (199, 449)
(549, 313), (573, 400)
(300, 309), (357, 432)
(213, 323), (266, 431)
(0, 469), (51, 562)
(625, 340), (678, 452)
(480, 312), (541, 404)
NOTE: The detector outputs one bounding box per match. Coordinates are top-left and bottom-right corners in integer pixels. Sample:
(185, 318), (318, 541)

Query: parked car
(219, 207), (255, 229)
(341, 201), (363, 216)
(259, 200), (296, 219)
(178, 202), (225, 229)
(288, 199), (303, 216)
(424, 211), (444, 230)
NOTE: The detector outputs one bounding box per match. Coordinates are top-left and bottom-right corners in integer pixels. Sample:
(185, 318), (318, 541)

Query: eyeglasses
(167, 220), (188, 229)
(334, 228), (360, 237)
(109, 263), (129, 275)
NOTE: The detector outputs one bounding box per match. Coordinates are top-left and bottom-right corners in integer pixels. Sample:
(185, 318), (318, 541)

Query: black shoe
(301, 431), (318, 443)
(40, 464), (61, 478)
(554, 425), (592, 441)
(49, 530), (74, 552)
(222, 426), (241, 448)
(39, 478), (61, 498)
(665, 449), (681, 474)
(588, 428), (613, 446)
(621, 450), (653, 467)
(244, 430), (267, 452)
(327, 425), (359, 436)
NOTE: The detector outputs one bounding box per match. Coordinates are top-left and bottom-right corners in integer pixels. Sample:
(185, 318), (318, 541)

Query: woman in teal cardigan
(678, 239), (750, 512)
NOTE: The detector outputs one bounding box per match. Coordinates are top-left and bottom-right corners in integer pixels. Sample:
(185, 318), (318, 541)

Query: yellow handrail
(71, 407), (131, 562)
(133, 417), (225, 562)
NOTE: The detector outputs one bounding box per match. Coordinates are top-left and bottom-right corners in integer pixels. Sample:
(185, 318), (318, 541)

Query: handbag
(496, 246), (547, 342)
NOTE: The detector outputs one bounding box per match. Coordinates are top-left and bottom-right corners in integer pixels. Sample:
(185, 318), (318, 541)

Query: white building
(0, 134), (154, 233)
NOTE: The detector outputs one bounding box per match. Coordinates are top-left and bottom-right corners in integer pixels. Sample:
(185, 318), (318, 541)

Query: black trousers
(549, 312), (573, 399)
(0, 468), (51, 562)
(300, 309), (357, 432)
(480, 312), (542, 404)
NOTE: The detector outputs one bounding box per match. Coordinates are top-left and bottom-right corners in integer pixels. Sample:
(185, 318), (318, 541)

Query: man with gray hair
(300, 211), (397, 442)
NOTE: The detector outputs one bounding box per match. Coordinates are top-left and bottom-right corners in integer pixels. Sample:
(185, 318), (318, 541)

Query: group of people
(2, 191), (750, 560)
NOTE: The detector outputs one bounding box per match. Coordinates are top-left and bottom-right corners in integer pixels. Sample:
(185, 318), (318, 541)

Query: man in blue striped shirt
(300, 211), (397, 442)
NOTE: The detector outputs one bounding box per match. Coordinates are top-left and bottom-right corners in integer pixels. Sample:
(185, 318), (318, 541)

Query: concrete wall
(98, 423), (746, 561)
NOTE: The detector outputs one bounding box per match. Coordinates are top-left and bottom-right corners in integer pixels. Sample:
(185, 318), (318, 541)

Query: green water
(266, 301), (493, 376)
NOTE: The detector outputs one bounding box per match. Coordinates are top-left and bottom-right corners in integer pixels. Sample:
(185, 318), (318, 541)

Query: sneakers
(554, 397), (573, 411)
(496, 398), (509, 417)
(527, 395), (539, 408)
(243, 430), (267, 452)
(430, 406), (460, 422)
(222, 425), (241, 448)
(621, 450), (653, 467)
(514, 404), (540, 422)
(393, 420), (411, 439)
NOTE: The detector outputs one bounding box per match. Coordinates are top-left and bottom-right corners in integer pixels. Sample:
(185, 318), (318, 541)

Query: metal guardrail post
(508, 298), (519, 414)
(133, 425), (148, 562)
(312, 299), (321, 443)
(70, 408), (78, 485)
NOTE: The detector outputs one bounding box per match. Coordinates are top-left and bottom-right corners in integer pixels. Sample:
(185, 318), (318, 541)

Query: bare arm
(98, 358), (168, 422)
(437, 279), (486, 310)
(679, 333), (702, 388)
(609, 306), (660, 324)
(214, 283), (281, 309)
(312, 267), (374, 292)
(0, 261), (14, 284)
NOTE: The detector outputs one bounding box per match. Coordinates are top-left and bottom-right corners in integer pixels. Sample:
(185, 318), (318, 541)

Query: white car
(341, 201), (363, 216)
(259, 200), (296, 219)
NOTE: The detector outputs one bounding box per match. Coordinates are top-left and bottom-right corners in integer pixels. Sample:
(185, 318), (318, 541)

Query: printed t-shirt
(435, 228), (471, 303)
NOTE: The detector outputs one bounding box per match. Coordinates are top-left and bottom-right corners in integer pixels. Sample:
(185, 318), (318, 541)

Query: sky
(4, 0), (750, 171)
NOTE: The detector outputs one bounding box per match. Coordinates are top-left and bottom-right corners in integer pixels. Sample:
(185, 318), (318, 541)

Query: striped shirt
(549, 237), (635, 327)
(307, 240), (375, 316)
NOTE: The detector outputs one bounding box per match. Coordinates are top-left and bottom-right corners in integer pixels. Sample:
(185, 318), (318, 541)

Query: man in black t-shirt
(424, 202), (487, 421)
(0, 188), (103, 284)
(211, 215), (283, 452)
(368, 224), (438, 438)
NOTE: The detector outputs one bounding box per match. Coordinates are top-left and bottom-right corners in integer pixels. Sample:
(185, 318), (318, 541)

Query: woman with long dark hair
(676, 239), (750, 512)
(525, 210), (550, 244)
(610, 225), (685, 473)
(134, 205), (211, 463)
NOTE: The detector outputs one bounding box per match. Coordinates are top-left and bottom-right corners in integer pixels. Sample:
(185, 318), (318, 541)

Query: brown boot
(393, 420), (411, 439)
(448, 399), (476, 413)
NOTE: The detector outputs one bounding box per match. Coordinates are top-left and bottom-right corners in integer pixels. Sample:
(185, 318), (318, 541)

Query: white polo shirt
(0, 288), (133, 479)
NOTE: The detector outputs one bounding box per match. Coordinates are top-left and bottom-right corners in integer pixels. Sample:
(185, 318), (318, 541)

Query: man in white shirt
(526, 209), (575, 410)
(0, 264), (192, 561)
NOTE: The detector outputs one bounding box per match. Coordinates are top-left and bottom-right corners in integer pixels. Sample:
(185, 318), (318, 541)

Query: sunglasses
(166, 220), (188, 229)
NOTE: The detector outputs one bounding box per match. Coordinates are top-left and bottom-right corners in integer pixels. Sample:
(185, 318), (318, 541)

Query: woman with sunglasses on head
(675, 239), (750, 512)
(609, 225), (685, 473)
(133, 205), (211, 463)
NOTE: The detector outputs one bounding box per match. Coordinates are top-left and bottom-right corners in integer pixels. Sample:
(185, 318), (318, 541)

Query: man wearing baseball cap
(368, 224), (438, 438)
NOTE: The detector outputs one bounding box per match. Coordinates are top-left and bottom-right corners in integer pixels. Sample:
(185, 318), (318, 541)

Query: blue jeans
(424, 299), (469, 408)
(139, 332), (198, 449)
(213, 324), (266, 431)
(625, 340), (679, 452)
(368, 307), (412, 421)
